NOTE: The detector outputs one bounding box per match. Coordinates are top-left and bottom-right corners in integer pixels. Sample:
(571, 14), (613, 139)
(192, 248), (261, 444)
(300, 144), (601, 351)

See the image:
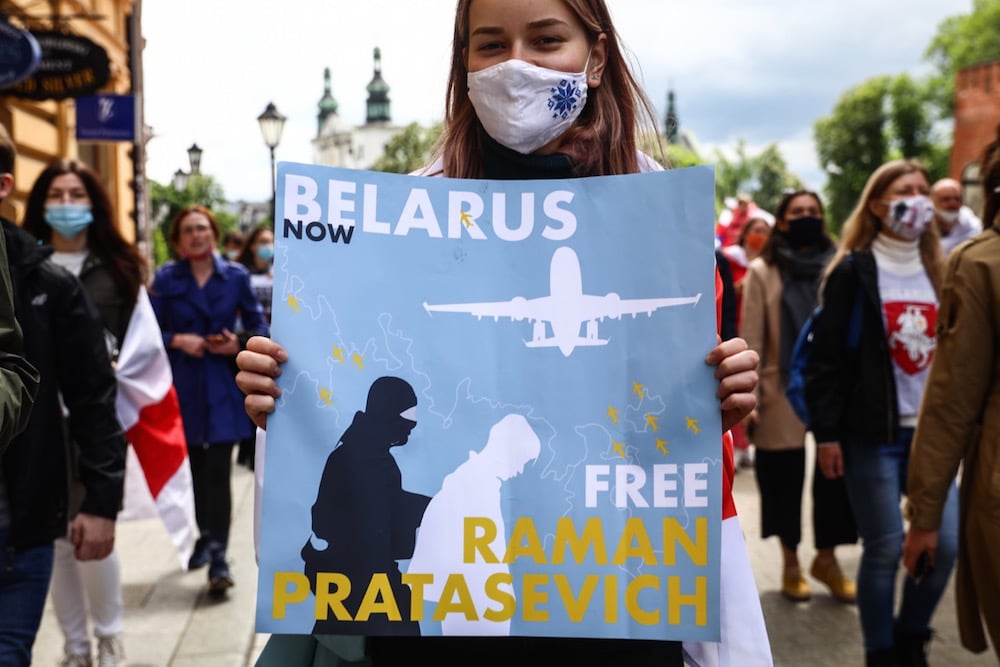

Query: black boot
(894, 626), (932, 667)
(207, 532), (234, 596)
(866, 647), (898, 667)
(236, 436), (255, 470)
(188, 535), (210, 570)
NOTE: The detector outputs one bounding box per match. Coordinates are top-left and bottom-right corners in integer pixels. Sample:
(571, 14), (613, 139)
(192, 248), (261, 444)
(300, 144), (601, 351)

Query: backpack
(785, 287), (863, 427)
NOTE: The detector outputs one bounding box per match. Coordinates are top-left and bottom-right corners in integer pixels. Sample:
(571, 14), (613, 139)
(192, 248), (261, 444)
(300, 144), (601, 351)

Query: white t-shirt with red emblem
(872, 234), (938, 428)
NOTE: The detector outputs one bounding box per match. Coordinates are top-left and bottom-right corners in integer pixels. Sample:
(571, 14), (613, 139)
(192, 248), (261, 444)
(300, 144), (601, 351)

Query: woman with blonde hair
(804, 159), (958, 666)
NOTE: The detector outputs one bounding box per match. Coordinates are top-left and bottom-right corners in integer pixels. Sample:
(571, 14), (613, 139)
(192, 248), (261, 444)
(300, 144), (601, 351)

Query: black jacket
(804, 249), (899, 446)
(1, 220), (126, 550)
(0, 228), (38, 452)
(78, 252), (134, 353)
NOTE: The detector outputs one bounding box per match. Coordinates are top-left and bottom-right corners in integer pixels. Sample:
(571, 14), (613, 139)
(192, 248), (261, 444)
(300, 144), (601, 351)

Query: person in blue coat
(150, 205), (268, 595)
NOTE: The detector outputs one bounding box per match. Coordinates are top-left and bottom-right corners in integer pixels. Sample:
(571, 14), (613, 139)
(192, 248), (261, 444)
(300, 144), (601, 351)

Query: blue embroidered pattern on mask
(547, 79), (583, 119)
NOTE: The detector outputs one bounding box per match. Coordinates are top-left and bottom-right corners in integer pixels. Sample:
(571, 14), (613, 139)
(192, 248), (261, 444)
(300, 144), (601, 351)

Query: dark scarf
(774, 235), (834, 379)
(479, 128), (578, 180)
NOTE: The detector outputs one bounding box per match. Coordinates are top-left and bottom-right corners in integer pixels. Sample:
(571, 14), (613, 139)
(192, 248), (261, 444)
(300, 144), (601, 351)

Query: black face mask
(784, 216), (825, 248)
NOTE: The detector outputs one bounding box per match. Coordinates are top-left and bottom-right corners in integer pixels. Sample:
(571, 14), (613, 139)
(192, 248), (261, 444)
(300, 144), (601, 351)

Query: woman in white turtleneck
(803, 159), (959, 667)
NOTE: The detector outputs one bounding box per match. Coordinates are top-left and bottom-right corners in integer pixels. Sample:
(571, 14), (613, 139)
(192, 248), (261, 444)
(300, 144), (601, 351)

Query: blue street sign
(76, 94), (135, 142)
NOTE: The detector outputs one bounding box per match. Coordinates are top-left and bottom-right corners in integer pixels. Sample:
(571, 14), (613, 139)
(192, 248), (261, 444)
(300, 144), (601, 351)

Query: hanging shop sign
(0, 22), (42, 88)
(4, 30), (110, 100)
(76, 94), (135, 141)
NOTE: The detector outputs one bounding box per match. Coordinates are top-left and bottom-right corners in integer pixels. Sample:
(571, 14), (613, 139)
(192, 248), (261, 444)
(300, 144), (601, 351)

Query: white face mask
(884, 194), (934, 241)
(468, 58), (589, 155)
(934, 208), (960, 225)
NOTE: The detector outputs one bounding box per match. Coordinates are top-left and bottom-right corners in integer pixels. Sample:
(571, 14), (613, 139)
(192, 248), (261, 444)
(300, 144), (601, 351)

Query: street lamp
(187, 143), (203, 175)
(172, 168), (188, 192)
(257, 101), (286, 211)
(171, 143), (202, 193)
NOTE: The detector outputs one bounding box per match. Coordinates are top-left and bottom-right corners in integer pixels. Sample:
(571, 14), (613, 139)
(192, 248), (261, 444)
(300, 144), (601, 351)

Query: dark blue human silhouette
(302, 376), (430, 635)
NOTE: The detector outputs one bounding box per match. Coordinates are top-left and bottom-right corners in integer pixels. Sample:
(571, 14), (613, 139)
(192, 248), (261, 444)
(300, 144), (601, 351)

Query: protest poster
(256, 162), (722, 642)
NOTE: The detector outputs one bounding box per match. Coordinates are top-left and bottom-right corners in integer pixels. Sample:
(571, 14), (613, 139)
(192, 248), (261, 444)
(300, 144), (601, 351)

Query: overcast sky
(141, 0), (972, 204)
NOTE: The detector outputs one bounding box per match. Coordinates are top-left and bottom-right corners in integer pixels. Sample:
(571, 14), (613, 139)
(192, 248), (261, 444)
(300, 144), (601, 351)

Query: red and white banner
(687, 281), (773, 665)
(115, 286), (197, 568)
(683, 431), (774, 667)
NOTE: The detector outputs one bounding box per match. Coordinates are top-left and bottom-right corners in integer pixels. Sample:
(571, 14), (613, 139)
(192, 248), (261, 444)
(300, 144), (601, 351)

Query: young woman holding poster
(239, 1), (769, 665)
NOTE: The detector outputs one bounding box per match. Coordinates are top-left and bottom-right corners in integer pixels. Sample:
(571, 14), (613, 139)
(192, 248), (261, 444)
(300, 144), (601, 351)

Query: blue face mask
(45, 204), (94, 239)
(256, 244), (274, 263)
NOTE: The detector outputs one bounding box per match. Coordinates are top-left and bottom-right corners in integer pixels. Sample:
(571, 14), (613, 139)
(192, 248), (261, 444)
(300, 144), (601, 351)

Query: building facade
(950, 59), (1000, 218)
(0, 0), (140, 242)
(312, 47), (401, 170)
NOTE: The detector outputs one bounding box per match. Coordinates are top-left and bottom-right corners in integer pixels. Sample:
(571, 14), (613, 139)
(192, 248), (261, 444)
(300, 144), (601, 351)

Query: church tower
(365, 47), (391, 124)
(313, 46), (401, 170)
(664, 88), (679, 145)
(317, 67), (339, 135)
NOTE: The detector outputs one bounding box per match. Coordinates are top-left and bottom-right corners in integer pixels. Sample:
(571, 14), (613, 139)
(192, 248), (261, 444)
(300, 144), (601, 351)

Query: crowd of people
(0, 0), (998, 665)
(712, 148), (1000, 666)
(713, 144), (999, 666)
(0, 122), (275, 666)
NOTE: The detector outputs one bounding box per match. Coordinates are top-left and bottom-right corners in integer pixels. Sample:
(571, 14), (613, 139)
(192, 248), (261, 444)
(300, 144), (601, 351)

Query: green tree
(713, 140), (754, 213)
(370, 122), (444, 174)
(924, 0), (1000, 110)
(814, 74), (951, 232)
(815, 77), (893, 232)
(150, 173), (235, 266)
(891, 73), (951, 180)
(752, 144), (804, 214)
(888, 75), (936, 160)
(663, 143), (702, 169)
(712, 140), (802, 215)
(636, 132), (703, 169)
(812, 1), (1000, 232)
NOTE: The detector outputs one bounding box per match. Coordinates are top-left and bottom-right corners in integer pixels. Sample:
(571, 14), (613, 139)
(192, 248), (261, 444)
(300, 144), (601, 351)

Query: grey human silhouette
(302, 376), (430, 635)
(407, 413), (541, 635)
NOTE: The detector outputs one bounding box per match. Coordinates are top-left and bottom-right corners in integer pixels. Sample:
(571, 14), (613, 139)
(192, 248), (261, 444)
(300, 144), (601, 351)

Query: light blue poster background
(257, 163), (722, 642)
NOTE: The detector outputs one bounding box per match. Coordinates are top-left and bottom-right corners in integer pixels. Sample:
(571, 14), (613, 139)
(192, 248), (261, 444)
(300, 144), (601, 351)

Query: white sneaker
(60, 654), (92, 667)
(96, 636), (126, 667)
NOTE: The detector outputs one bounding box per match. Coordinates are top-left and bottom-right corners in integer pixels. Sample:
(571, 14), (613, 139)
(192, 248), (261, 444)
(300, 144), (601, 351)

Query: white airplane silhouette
(423, 246), (701, 357)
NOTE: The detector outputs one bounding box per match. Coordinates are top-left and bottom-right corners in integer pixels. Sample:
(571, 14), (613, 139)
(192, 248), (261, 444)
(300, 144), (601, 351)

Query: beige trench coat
(906, 229), (1000, 657)
(739, 257), (808, 451)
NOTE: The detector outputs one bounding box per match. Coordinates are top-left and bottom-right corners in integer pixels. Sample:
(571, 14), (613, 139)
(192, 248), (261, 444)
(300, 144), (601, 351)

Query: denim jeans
(0, 529), (55, 666)
(842, 429), (959, 651)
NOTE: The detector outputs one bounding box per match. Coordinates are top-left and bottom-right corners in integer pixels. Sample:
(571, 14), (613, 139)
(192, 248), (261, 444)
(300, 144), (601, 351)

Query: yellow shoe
(810, 557), (856, 603)
(781, 566), (811, 602)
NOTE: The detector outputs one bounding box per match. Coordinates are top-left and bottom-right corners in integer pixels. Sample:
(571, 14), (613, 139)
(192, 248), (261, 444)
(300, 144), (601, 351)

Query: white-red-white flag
(683, 431), (774, 667)
(115, 286), (197, 568)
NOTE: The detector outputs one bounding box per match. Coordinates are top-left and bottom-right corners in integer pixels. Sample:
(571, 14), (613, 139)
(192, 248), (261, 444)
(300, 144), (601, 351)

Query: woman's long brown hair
(23, 159), (147, 301)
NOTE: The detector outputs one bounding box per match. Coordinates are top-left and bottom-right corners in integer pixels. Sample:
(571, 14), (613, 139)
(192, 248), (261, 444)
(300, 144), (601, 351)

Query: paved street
(31, 461), (267, 667)
(29, 449), (996, 666)
(731, 450), (994, 667)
